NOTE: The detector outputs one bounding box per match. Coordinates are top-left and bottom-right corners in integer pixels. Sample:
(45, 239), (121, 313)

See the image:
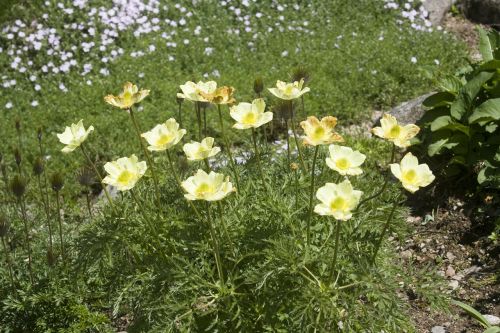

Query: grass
(0, 0), (467, 331)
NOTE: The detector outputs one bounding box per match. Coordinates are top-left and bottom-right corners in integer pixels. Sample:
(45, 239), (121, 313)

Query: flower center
(330, 197), (347, 211)
(122, 91), (133, 105)
(388, 125), (401, 138)
(402, 169), (417, 184)
(196, 183), (212, 195)
(312, 126), (325, 140)
(242, 112), (256, 124)
(156, 133), (174, 146)
(335, 158), (350, 170)
(117, 170), (134, 185)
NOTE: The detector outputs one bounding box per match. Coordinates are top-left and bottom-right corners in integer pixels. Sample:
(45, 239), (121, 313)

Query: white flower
(326, 145), (366, 176)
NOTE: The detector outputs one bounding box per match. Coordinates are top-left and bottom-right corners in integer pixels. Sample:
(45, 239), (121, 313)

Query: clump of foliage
(419, 28), (500, 188)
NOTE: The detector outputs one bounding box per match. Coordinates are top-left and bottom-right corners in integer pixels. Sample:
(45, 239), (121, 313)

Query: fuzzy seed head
(76, 167), (95, 187)
(33, 157), (44, 176)
(50, 172), (65, 192)
(10, 174), (26, 198)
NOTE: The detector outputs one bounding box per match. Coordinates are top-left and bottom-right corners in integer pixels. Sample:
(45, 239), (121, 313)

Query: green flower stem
(80, 144), (116, 213)
(251, 128), (267, 192)
(18, 199), (34, 283)
(195, 102), (202, 140)
(54, 190), (65, 264)
(130, 188), (156, 233)
(356, 143), (395, 211)
(217, 105), (240, 190)
(285, 120), (291, 165)
(178, 103), (183, 129)
(203, 158), (211, 172)
(2, 235), (17, 294)
(293, 167), (299, 210)
(85, 191), (92, 218)
(37, 174), (53, 254)
(306, 145), (320, 249)
(289, 100), (307, 172)
(329, 220), (342, 282)
(216, 201), (235, 255)
(206, 202), (225, 283)
(371, 193), (401, 263)
(202, 105), (207, 137)
(129, 107), (160, 202)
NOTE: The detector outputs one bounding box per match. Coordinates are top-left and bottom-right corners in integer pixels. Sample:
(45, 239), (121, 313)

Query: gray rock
(484, 314), (500, 326)
(431, 326), (446, 333)
(374, 92), (435, 126)
(423, 0), (454, 26)
(462, 0), (500, 27)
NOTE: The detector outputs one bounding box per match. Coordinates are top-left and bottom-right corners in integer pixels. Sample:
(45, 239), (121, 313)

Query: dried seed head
(13, 147), (22, 167)
(33, 157), (44, 176)
(76, 167), (95, 187)
(290, 162), (299, 171)
(291, 65), (310, 85)
(10, 174), (26, 198)
(50, 172), (64, 192)
(37, 127), (43, 142)
(0, 213), (9, 237)
(176, 89), (184, 104)
(253, 77), (264, 95)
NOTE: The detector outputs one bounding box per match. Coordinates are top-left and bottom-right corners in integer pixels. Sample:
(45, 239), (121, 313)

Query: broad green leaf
(423, 92), (455, 108)
(451, 72), (494, 120)
(478, 60), (500, 72)
(428, 138), (448, 156)
(437, 75), (462, 94)
(485, 123), (498, 133)
(469, 98), (500, 123)
(479, 27), (494, 61)
(484, 327), (500, 333)
(430, 116), (452, 131)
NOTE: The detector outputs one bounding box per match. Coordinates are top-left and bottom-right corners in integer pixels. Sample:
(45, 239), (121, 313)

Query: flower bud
(50, 172), (65, 192)
(0, 213), (10, 237)
(76, 167), (95, 187)
(291, 66), (310, 85)
(253, 77), (264, 95)
(33, 157), (44, 176)
(10, 174), (26, 198)
(37, 127), (43, 142)
(176, 89), (184, 105)
(15, 118), (21, 133)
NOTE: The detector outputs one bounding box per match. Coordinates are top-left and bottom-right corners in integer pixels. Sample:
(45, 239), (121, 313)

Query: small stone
(446, 252), (456, 262)
(484, 315), (500, 326)
(445, 266), (456, 278)
(431, 325), (446, 333)
(401, 250), (413, 259)
(448, 280), (459, 290)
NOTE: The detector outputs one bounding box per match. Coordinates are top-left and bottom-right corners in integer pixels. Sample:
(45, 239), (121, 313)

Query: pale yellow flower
(268, 78), (310, 100)
(102, 154), (147, 191)
(56, 119), (94, 153)
(230, 98), (273, 129)
(104, 82), (150, 109)
(181, 169), (235, 201)
(300, 116), (344, 146)
(314, 180), (363, 221)
(326, 145), (366, 176)
(177, 81), (217, 102)
(141, 118), (186, 151)
(183, 137), (221, 161)
(390, 152), (435, 193)
(201, 86), (236, 105)
(372, 114), (420, 148)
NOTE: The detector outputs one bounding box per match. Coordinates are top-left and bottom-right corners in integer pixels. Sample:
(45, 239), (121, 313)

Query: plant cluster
(0, 74), (448, 331)
(419, 28), (500, 188)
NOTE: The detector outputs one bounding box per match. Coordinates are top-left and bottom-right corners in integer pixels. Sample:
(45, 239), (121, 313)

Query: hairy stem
(252, 128), (267, 192)
(289, 100), (307, 172)
(55, 191), (65, 264)
(2, 236), (17, 294)
(371, 193), (401, 263)
(206, 202), (225, 283)
(330, 220), (342, 282)
(217, 105), (240, 190)
(306, 145), (319, 248)
(19, 199), (34, 283)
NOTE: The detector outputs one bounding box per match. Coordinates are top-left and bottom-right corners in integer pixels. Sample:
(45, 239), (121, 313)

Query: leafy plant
(419, 27), (500, 188)
(453, 300), (500, 333)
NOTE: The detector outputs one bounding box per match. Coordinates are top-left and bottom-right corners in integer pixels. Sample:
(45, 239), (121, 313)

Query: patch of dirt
(401, 182), (499, 332)
(442, 13), (482, 61)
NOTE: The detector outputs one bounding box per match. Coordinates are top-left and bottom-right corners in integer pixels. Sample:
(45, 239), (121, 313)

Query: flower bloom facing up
(183, 137), (221, 161)
(268, 78), (310, 100)
(177, 81), (217, 102)
(230, 98), (273, 129)
(314, 180), (363, 221)
(141, 118), (186, 151)
(202, 86), (236, 105)
(182, 169), (235, 201)
(104, 82), (150, 109)
(372, 114), (420, 148)
(300, 116), (344, 146)
(326, 145), (366, 176)
(57, 119), (94, 153)
(103, 154), (147, 191)
(390, 152), (435, 193)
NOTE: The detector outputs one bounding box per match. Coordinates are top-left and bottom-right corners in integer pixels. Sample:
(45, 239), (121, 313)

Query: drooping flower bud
(253, 77), (264, 95)
(33, 157), (44, 176)
(37, 127), (43, 142)
(76, 167), (95, 187)
(13, 147), (22, 168)
(10, 174), (26, 198)
(50, 172), (65, 192)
